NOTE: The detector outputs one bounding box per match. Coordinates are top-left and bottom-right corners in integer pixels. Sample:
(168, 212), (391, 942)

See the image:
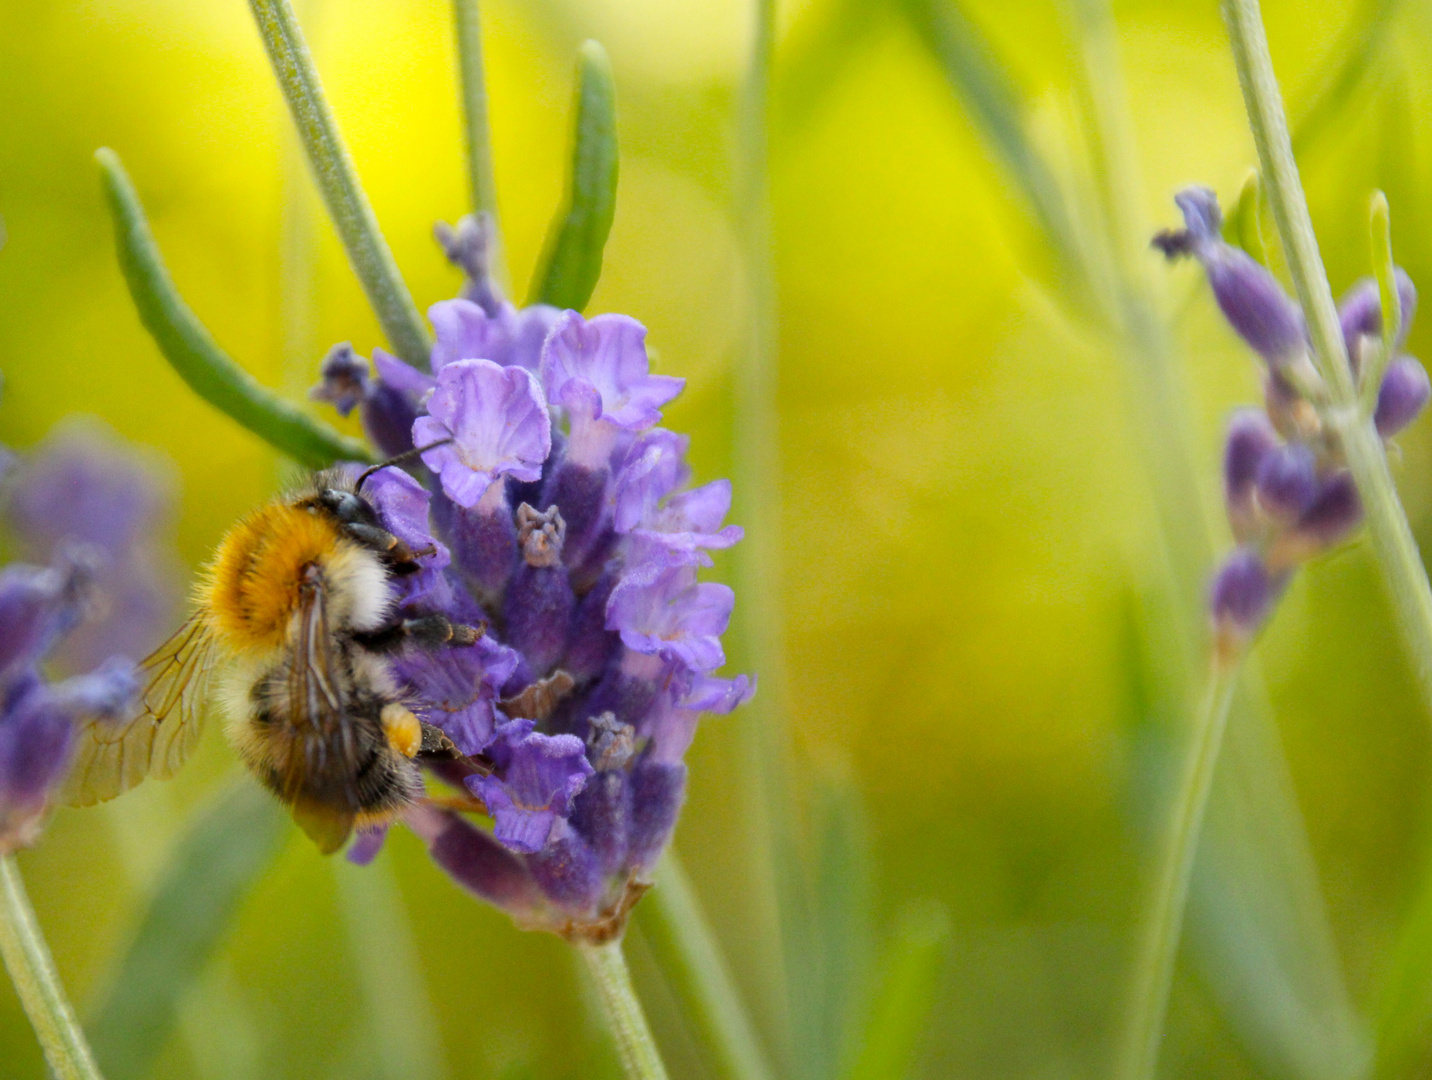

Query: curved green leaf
(97, 148), (374, 468)
(529, 41), (619, 312)
(87, 782), (289, 1080)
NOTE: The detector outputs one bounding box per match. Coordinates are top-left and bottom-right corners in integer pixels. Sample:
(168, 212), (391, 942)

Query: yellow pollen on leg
(381, 703), (423, 758)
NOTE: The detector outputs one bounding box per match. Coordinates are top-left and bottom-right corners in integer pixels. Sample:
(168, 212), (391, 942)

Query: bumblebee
(60, 464), (482, 853)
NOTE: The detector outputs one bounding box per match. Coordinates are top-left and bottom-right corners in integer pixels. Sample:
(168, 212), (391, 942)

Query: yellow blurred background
(4, 0), (1432, 1077)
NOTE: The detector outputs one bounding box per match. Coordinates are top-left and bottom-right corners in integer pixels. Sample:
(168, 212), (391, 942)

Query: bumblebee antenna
(355, 439), (453, 493)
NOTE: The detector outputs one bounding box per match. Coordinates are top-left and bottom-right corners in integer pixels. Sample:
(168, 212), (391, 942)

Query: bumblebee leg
(352, 615), (485, 653)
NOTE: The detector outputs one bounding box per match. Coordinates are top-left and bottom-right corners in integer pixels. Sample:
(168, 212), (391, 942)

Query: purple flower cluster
(1156, 187), (1431, 655)
(0, 425), (176, 849)
(314, 217), (754, 939)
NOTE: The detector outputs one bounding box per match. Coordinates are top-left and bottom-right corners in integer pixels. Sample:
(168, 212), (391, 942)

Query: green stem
(97, 148), (372, 468)
(248, 0), (432, 372)
(1117, 660), (1242, 1080)
(452, 0), (501, 243)
(638, 853), (776, 1080)
(578, 939), (671, 1080)
(1223, 0), (1432, 713)
(0, 854), (105, 1080)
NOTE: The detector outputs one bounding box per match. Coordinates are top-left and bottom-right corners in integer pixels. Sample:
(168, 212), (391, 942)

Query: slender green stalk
(579, 939), (671, 1080)
(248, 0), (432, 371)
(97, 148), (372, 468)
(0, 854), (105, 1080)
(1223, 0), (1432, 712)
(1117, 660), (1243, 1080)
(638, 853), (776, 1080)
(452, 0), (501, 233)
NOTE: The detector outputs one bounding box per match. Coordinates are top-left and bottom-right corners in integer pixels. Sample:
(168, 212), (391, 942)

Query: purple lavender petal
(1339, 270), (1418, 372)
(1209, 548), (1273, 639)
(1376, 357), (1432, 437)
(1295, 471), (1363, 549)
(415, 359), (551, 509)
(570, 770), (631, 877)
(680, 673), (757, 714)
(309, 343), (369, 417)
(626, 761), (687, 875)
(346, 824), (390, 866)
(392, 635), (518, 754)
(1223, 408), (1279, 541)
(432, 493), (518, 595)
(525, 825), (605, 912)
(540, 312), (685, 429)
(503, 564), (575, 676)
(364, 467), (450, 570)
(429, 298), (561, 374)
(613, 430), (690, 533)
(0, 558), (92, 684)
(1157, 187), (1306, 366)
(362, 349), (432, 458)
(404, 803), (547, 919)
(606, 563), (734, 673)
(471, 721), (594, 854)
(1254, 443), (1318, 523)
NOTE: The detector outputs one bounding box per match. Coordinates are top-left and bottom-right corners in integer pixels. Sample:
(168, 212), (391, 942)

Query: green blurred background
(4, 0), (1432, 1077)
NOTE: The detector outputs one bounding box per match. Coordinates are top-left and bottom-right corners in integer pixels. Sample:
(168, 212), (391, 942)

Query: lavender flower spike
(1154, 186), (1306, 367)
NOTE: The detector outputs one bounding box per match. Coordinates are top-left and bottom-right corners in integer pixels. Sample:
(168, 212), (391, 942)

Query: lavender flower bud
(1295, 471), (1363, 550)
(1223, 408), (1279, 540)
(1210, 548), (1274, 645)
(1254, 443), (1318, 524)
(309, 343), (368, 416)
(1375, 356), (1431, 437)
(1156, 187), (1306, 366)
(1339, 269), (1417, 373)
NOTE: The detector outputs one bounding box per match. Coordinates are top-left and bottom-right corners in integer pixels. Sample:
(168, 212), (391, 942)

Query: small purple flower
(607, 561), (735, 673)
(415, 359), (551, 508)
(1155, 187), (1306, 366)
(1375, 357), (1431, 437)
(471, 721), (594, 853)
(1224, 408), (1280, 541)
(540, 312), (684, 466)
(0, 558), (139, 851)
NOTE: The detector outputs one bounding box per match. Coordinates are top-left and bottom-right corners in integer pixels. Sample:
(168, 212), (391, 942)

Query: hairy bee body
(64, 470), (477, 853)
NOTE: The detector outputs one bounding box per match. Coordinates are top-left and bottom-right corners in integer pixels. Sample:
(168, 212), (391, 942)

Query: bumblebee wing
(60, 612), (219, 807)
(282, 572), (355, 854)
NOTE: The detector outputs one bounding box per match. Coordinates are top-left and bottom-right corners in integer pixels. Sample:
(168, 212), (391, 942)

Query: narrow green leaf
(248, 0), (433, 371)
(638, 852), (777, 1080)
(805, 777), (873, 1080)
(1361, 191), (1400, 412)
(88, 782), (289, 1080)
(1290, 0), (1401, 155)
(1226, 171), (1268, 266)
(842, 902), (949, 1080)
(97, 148), (374, 468)
(897, 0), (1078, 267)
(529, 41), (619, 312)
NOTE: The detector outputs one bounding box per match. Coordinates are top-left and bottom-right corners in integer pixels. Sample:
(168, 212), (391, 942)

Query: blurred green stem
(640, 853), (776, 1080)
(732, 0), (798, 1067)
(452, 0), (505, 283)
(249, 0), (432, 371)
(0, 855), (105, 1080)
(1118, 660), (1242, 1080)
(1224, 0), (1432, 712)
(579, 940), (670, 1080)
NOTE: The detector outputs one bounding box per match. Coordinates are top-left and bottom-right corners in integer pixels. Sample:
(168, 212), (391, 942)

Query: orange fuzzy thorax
(202, 501), (344, 653)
